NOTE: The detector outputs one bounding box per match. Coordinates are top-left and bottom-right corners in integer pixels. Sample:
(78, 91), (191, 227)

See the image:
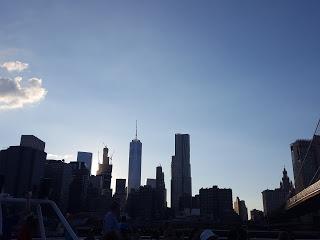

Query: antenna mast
(135, 120), (138, 139)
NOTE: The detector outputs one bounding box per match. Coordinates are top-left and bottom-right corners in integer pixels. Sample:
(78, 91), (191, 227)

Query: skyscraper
(128, 123), (142, 193)
(171, 133), (192, 214)
(234, 197), (248, 222)
(0, 135), (46, 197)
(156, 165), (167, 207)
(290, 135), (320, 192)
(44, 159), (72, 211)
(97, 146), (113, 194)
(115, 179), (126, 194)
(20, 135), (45, 151)
(262, 168), (294, 217)
(114, 179), (127, 213)
(156, 165), (167, 218)
(77, 151), (93, 173)
(68, 161), (90, 213)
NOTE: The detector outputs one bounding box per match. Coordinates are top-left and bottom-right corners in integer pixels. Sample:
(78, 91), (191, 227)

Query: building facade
(86, 174), (112, 213)
(20, 135), (45, 151)
(86, 175), (102, 211)
(44, 159), (72, 211)
(262, 168), (294, 217)
(115, 178), (126, 194)
(250, 209), (264, 223)
(128, 133), (142, 193)
(291, 135), (320, 193)
(156, 166), (167, 208)
(234, 197), (248, 222)
(0, 135), (46, 197)
(171, 134), (192, 214)
(97, 146), (113, 195)
(192, 194), (200, 209)
(114, 179), (127, 213)
(68, 162), (90, 213)
(126, 185), (157, 220)
(199, 186), (235, 223)
(77, 151), (93, 174)
(146, 178), (156, 188)
(155, 166), (167, 218)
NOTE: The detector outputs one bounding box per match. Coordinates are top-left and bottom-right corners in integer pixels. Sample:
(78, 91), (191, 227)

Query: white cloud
(1, 61), (29, 72)
(47, 153), (73, 161)
(0, 77), (47, 109)
(14, 76), (22, 82)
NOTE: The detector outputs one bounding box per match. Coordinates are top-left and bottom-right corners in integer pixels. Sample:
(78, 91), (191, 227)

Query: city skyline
(0, 127), (314, 213)
(1, 1), (320, 213)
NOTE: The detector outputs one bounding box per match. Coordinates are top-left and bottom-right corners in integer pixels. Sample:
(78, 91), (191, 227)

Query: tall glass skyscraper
(128, 124), (142, 193)
(171, 133), (192, 214)
(77, 151), (93, 173)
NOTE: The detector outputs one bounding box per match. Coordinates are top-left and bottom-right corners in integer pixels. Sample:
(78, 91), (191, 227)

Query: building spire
(135, 120), (138, 139)
(283, 166), (287, 175)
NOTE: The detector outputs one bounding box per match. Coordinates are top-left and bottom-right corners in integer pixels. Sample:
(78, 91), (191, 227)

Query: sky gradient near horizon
(0, 1), (320, 211)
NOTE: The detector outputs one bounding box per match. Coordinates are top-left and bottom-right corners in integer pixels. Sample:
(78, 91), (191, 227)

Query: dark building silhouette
(146, 178), (156, 188)
(86, 175), (102, 211)
(113, 178), (127, 213)
(155, 166), (167, 218)
(199, 186), (235, 223)
(250, 209), (264, 223)
(234, 197), (248, 222)
(179, 193), (192, 212)
(156, 166), (167, 208)
(97, 146), (113, 195)
(262, 168), (294, 217)
(171, 134), (192, 214)
(89, 175), (103, 190)
(192, 194), (200, 209)
(68, 161), (90, 213)
(84, 146), (114, 213)
(126, 185), (157, 220)
(115, 178), (126, 193)
(0, 135), (46, 197)
(39, 177), (52, 198)
(127, 165), (167, 220)
(20, 135), (45, 150)
(86, 174), (112, 213)
(128, 124), (142, 193)
(44, 159), (72, 211)
(291, 135), (320, 192)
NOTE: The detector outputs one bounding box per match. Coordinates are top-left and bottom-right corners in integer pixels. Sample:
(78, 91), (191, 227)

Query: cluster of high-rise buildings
(0, 133), (164, 217)
(0, 132), (247, 223)
(1, 126), (318, 223)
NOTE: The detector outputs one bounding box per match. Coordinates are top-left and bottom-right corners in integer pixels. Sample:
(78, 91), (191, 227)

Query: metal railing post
(49, 201), (78, 240)
(0, 200), (2, 236)
(37, 204), (46, 240)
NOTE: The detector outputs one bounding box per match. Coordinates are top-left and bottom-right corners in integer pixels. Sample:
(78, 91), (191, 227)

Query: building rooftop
(20, 135), (45, 151)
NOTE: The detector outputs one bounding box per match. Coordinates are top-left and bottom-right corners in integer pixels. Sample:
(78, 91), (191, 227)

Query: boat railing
(0, 194), (78, 240)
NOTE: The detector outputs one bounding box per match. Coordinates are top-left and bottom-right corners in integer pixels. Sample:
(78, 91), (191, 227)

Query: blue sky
(0, 1), (320, 211)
